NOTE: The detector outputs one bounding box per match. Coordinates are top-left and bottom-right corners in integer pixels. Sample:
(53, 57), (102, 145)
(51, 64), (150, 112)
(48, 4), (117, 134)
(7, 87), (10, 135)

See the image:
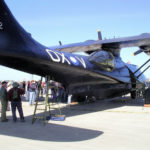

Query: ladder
(32, 76), (61, 124)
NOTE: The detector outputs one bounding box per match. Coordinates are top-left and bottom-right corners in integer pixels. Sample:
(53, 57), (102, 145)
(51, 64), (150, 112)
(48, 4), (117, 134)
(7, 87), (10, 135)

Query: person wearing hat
(0, 81), (8, 122)
(7, 82), (25, 122)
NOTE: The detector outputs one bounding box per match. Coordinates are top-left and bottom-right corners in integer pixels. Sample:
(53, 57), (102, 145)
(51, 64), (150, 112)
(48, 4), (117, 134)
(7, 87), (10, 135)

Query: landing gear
(130, 91), (136, 99)
(128, 58), (150, 100)
(144, 88), (150, 104)
(86, 96), (96, 103)
(71, 95), (96, 103)
(71, 95), (86, 103)
(130, 88), (144, 99)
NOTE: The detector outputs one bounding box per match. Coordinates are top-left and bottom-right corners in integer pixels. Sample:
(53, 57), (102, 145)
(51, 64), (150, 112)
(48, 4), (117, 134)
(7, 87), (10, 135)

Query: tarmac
(0, 97), (150, 150)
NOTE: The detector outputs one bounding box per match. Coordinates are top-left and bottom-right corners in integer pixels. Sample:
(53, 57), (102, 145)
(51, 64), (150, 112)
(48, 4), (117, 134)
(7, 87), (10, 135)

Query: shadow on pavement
(60, 96), (144, 117)
(0, 96), (143, 142)
(0, 116), (103, 142)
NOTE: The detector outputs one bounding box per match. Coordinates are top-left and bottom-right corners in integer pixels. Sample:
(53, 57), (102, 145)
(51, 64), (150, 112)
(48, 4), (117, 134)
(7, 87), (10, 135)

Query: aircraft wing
(55, 33), (150, 56)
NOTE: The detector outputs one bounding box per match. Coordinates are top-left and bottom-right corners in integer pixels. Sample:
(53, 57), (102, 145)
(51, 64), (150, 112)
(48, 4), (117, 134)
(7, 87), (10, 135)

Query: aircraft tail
(0, 0), (43, 55)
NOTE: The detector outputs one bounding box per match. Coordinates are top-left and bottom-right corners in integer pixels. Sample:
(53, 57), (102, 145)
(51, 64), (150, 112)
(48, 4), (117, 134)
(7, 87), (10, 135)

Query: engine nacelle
(88, 50), (115, 71)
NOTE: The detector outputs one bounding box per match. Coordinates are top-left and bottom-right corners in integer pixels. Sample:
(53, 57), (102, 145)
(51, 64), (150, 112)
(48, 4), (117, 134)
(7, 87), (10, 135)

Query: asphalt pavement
(0, 97), (150, 150)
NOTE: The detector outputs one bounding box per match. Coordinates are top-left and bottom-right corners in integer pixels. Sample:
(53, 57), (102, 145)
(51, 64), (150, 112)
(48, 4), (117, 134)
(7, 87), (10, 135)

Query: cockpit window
(88, 50), (116, 71)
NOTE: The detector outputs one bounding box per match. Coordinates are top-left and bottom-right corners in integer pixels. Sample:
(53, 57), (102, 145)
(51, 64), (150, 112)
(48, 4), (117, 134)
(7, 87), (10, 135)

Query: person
(22, 81), (26, 91)
(7, 82), (25, 122)
(6, 82), (12, 111)
(0, 81), (2, 88)
(56, 82), (66, 103)
(25, 81), (30, 101)
(0, 81), (8, 122)
(29, 81), (37, 105)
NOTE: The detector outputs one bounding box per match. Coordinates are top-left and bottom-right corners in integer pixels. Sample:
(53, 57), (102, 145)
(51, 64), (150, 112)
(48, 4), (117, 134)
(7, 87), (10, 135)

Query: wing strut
(137, 65), (150, 79)
(133, 58), (150, 75)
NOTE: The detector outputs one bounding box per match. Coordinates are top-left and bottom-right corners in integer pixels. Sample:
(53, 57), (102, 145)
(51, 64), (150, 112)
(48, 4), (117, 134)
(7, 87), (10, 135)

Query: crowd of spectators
(0, 80), (67, 105)
(0, 80), (67, 122)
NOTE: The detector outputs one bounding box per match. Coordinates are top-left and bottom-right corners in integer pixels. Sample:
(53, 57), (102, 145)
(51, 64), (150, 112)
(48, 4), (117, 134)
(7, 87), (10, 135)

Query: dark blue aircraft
(0, 0), (150, 102)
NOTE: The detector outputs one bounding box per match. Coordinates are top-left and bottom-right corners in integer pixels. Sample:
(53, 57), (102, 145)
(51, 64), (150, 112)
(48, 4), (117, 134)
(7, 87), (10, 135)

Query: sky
(1, 0), (150, 81)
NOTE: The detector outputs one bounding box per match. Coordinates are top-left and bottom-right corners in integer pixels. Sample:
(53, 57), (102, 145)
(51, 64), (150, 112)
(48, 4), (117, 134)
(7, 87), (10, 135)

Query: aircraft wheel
(144, 88), (150, 104)
(87, 96), (96, 103)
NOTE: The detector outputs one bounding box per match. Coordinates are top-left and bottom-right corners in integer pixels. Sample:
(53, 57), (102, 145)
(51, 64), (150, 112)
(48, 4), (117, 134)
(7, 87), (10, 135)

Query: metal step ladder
(32, 76), (62, 124)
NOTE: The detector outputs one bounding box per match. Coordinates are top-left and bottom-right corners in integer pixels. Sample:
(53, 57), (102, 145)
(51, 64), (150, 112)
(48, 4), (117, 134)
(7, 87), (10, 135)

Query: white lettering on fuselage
(46, 49), (60, 62)
(75, 56), (86, 68)
(0, 22), (3, 30)
(46, 48), (86, 68)
(57, 52), (71, 65)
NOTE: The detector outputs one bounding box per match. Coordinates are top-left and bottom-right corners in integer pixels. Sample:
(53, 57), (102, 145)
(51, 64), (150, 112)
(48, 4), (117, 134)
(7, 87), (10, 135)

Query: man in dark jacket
(7, 82), (25, 122)
(0, 81), (8, 122)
